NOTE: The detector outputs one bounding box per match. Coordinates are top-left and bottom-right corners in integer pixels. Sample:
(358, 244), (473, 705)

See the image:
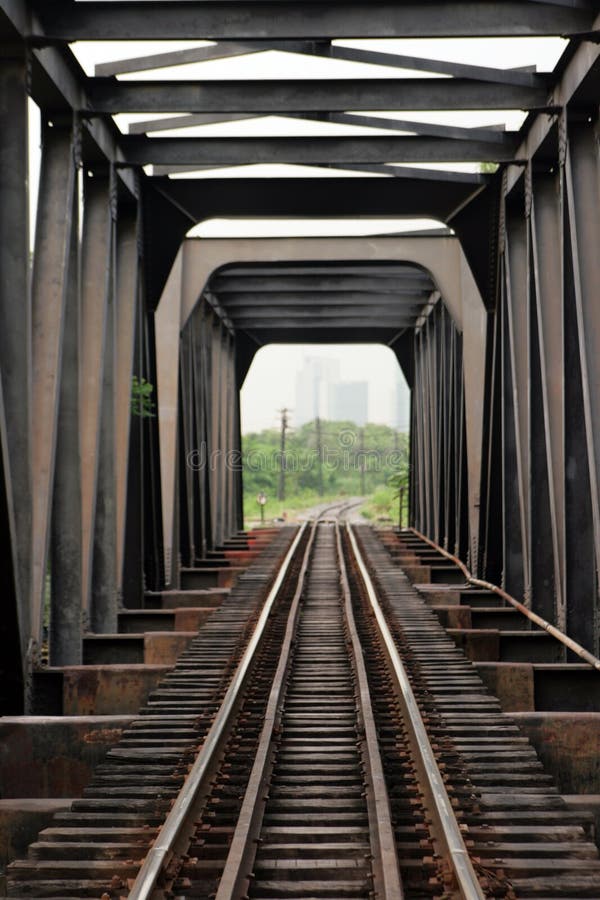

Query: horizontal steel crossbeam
(89, 78), (549, 114)
(32, 2), (594, 41)
(211, 277), (432, 293)
(121, 135), (519, 166)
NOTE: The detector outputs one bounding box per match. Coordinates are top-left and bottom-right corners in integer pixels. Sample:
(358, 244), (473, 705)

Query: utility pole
(277, 408), (289, 501)
(315, 416), (324, 497)
(359, 427), (366, 495)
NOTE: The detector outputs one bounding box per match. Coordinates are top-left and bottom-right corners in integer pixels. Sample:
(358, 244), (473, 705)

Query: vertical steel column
(30, 120), (77, 648)
(115, 209), (140, 595)
(233, 341), (244, 533)
(179, 326), (194, 565)
(501, 256), (524, 598)
(121, 249), (146, 608)
(443, 322), (455, 550)
(479, 309), (503, 584)
(156, 250), (183, 582)
(461, 272), (488, 574)
(414, 329), (427, 534)
(563, 171), (595, 650)
(50, 169), (82, 665)
(526, 169), (556, 621)
(0, 46), (30, 692)
(91, 171), (118, 633)
(220, 327), (233, 539)
(427, 313), (439, 542)
(456, 342), (470, 562)
(226, 333), (240, 535)
(200, 305), (214, 551)
(503, 210), (531, 604)
(191, 308), (208, 558)
(408, 387), (416, 529)
(210, 317), (222, 546)
(141, 306), (165, 590)
(564, 116), (600, 652)
(438, 308), (449, 546)
(223, 332), (234, 538)
(218, 323), (228, 545)
(80, 173), (112, 620)
(0, 381), (23, 711)
(530, 170), (565, 626)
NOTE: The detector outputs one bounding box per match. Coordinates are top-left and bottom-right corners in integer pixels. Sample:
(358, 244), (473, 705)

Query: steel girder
(3, 0), (600, 712)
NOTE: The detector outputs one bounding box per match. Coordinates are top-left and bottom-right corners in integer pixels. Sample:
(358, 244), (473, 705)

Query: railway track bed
(6, 513), (600, 899)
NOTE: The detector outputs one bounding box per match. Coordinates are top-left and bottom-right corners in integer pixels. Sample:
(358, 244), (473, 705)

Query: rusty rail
(336, 522), (404, 900)
(214, 519), (319, 900)
(127, 522), (309, 900)
(409, 526), (600, 673)
(346, 523), (485, 900)
(216, 514), (403, 900)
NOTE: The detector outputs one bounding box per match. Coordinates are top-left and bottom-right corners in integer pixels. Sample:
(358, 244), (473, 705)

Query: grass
(359, 483), (408, 528)
(244, 484), (409, 529)
(244, 489), (350, 528)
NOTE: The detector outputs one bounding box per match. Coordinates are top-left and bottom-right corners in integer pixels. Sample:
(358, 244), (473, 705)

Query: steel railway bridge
(3, 2), (600, 895)
(2, 0), (600, 708)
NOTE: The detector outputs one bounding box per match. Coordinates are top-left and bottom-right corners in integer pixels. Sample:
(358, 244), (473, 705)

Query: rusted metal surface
(142, 631), (197, 666)
(475, 662), (536, 712)
(347, 524), (485, 899)
(9, 520), (600, 898)
(512, 713), (600, 795)
(211, 517), (319, 900)
(410, 526), (600, 672)
(355, 524), (600, 898)
(61, 665), (171, 716)
(127, 524), (307, 900)
(0, 800), (72, 871)
(5, 528), (294, 898)
(0, 717), (133, 798)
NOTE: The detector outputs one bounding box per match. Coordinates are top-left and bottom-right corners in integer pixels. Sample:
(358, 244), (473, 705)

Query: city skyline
(240, 344), (410, 434)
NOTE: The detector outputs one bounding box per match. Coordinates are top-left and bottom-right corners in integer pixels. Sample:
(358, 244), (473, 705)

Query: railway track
(6, 516), (600, 898)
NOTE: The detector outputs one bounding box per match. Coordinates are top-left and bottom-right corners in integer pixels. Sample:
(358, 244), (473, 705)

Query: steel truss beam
(129, 112), (509, 147)
(234, 319), (416, 328)
(121, 134), (519, 166)
(156, 176), (486, 228)
(216, 297), (427, 309)
(89, 78), (548, 114)
(225, 306), (421, 319)
(94, 40), (329, 76)
(95, 40), (541, 88)
(31, 2), (595, 41)
(211, 276), (432, 293)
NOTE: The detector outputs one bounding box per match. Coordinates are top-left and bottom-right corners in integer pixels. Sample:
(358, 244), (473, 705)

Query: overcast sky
(240, 343), (410, 433)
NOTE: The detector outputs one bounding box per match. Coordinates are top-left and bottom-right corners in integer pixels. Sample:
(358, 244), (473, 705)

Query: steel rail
(214, 518), (318, 900)
(335, 521), (404, 900)
(409, 526), (600, 672)
(346, 523), (485, 900)
(319, 498), (364, 521)
(215, 510), (402, 898)
(127, 522), (309, 900)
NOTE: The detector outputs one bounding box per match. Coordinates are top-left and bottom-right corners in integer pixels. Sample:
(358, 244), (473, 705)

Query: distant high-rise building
(392, 368), (410, 431)
(330, 381), (368, 426)
(294, 355), (340, 425)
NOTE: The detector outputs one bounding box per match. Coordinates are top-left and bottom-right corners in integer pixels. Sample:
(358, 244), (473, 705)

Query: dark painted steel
(91, 78), (548, 115)
(33, 1), (594, 41)
(121, 134), (520, 167)
(0, 45), (31, 691)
